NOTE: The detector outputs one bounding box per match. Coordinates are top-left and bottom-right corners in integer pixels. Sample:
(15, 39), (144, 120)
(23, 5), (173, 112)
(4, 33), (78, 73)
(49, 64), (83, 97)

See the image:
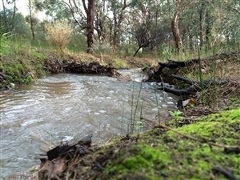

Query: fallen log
(158, 59), (199, 74)
(212, 166), (239, 180)
(41, 134), (93, 161)
(146, 50), (240, 97)
(171, 75), (231, 87)
(156, 77), (235, 97)
(157, 83), (201, 96)
(171, 74), (197, 85)
(145, 51), (240, 82)
(38, 134), (93, 180)
(159, 51), (239, 73)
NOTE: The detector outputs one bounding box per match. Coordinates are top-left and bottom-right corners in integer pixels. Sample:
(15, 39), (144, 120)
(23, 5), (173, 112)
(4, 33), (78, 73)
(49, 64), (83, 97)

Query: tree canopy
(1, 0), (239, 54)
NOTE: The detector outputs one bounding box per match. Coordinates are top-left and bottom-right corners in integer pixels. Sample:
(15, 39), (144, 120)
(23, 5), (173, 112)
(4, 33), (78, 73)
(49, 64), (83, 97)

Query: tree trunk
(87, 0), (95, 54)
(189, 29), (193, 50)
(112, 0), (129, 49)
(1, 0), (6, 15)
(205, 10), (211, 48)
(28, 0), (35, 40)
(199, 2), (205, 49)
(30, 19), (35, 40)
(1, 0), (7, 33)
(10, 0), (17, 32)
(171, 10), (182, 53)
(82, 0), (95, 54)
(112, 8), (118, 48)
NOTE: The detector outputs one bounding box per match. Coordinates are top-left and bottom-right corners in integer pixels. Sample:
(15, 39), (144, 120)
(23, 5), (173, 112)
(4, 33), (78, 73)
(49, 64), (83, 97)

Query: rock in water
(77, 134), (93, 147)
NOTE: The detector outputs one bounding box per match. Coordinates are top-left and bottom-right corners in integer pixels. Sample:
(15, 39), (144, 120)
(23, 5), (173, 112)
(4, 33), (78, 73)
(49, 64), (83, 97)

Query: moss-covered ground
(71, 108), (240, 180)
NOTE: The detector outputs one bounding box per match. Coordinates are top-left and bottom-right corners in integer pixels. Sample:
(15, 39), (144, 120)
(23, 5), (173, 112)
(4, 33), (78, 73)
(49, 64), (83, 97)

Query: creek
(0, 69), (177, 178)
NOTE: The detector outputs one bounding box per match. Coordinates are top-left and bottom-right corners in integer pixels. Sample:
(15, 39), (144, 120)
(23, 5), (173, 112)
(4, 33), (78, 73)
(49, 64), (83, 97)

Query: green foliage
(92, 42), (113, 55)
(169, 110), (183, 119)
(160, 45), (173, 60)
(0, 9), (30, 37)
(41, 0), (72, 20)
(119, 43), (137, 57)
(0, 33), (13, 56)
(68, 33), (87, 52)
(111, 58), (128, 69)
(12, 13), (31, 37)
(169, 110), (184, 127)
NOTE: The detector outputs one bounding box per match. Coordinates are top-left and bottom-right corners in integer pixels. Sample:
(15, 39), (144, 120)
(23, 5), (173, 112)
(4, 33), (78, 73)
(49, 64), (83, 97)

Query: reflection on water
(0, 71), (177, 178)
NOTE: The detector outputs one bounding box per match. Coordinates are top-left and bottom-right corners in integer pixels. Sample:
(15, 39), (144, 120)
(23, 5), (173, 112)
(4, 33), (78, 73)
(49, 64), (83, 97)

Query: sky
(0, 0), (46, 20)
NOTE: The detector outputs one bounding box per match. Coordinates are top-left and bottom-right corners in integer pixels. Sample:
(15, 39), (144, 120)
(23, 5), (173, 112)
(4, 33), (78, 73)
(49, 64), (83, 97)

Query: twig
(212, 166), (239, 180)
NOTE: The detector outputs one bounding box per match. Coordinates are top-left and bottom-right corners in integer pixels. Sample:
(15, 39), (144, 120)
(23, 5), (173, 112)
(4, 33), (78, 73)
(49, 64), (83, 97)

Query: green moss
(170, 122), (223, 136)
(226, 99), (240, 110)
(166, 109), (240, 144)
(200, 109), (240, 122)
(100, 109), (240, 179)
(161, 140), (240, 178)
(162, 109), (240, 178)
(105, 145), (170, 178)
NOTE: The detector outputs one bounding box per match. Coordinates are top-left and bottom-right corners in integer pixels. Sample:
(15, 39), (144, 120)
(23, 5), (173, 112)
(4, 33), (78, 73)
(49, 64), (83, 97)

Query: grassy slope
(0, 38), (47, 88)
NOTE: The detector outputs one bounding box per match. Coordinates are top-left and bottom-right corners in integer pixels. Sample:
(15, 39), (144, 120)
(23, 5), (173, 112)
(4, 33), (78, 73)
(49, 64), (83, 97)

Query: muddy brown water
(0, 69), (177, 178)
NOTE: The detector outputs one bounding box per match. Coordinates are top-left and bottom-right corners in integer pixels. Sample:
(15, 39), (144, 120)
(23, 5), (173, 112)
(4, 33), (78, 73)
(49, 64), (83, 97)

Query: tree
(171, 0), (183, 53)
(110, 0), (130, 49)
(39, 0), (95, 53)
(94, 0), (109, 43)
(82, 0), (95, 53)
(0, 0), (17, 35)
(27, 0), (37, 39)
(12, 13), (31, 37)
(35, 0), (240, 54)
(130, 0), (172, 55)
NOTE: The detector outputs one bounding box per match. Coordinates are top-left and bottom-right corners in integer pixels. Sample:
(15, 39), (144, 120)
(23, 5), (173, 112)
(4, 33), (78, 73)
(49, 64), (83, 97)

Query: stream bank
(31, 50), (240, 180)
(9, 108), (240, 180)
(143, 51), (240, 110)
(0, 48), (156, 90)
(2, 70), (177, 179)
(2, 47), (240, 179)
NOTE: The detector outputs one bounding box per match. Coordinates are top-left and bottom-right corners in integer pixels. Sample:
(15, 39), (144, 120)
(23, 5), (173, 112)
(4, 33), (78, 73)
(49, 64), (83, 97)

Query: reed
(154, 84), (161, 124)
(130, 73), (144, 134)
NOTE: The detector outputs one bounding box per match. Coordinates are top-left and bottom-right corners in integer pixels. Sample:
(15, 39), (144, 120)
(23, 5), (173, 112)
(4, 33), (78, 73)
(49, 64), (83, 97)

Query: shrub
(45, 19), (73, 52)
(92, 41), (113, 55)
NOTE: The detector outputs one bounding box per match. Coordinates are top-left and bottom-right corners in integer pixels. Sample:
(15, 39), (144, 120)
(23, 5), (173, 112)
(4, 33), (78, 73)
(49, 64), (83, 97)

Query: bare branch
(60, 0), (81, 26)
(82, 0), (87, 13)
